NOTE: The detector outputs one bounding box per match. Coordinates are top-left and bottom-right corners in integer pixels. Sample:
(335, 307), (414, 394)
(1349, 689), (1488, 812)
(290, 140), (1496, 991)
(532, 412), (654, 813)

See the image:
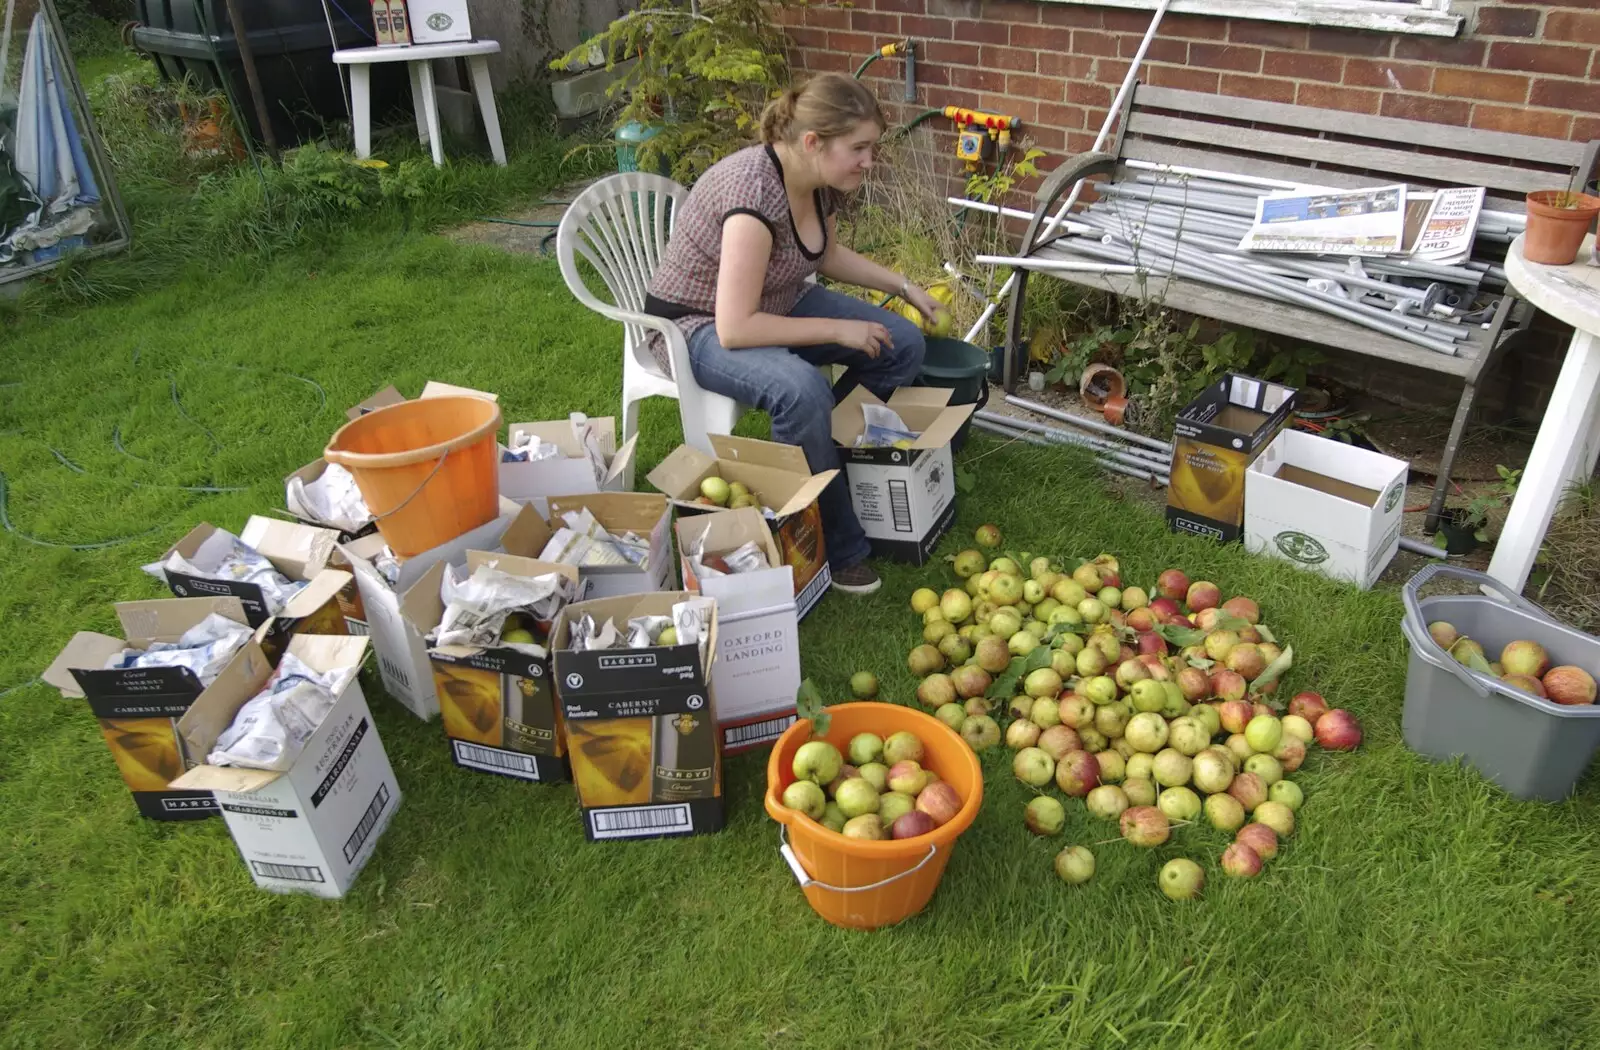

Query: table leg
(416, 60), (444, 167)
(466, 55), (506, 166)
(407, 61), (428, 146)
(350, 64), (373, 159)
(1486, 328), (1600, 592)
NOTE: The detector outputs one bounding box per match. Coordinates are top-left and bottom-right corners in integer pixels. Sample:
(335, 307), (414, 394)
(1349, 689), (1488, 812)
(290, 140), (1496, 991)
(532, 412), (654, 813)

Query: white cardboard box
(172, 635), (401, 899)
(545, 493), (675, 598)
(339, 500), (542, 720)
(499, 416), (637, 517)
(676, 508), (801, 754)
(831, 387), (973, 565)
(407, 0), (473, 44)
(1244, 428), (1409, 590)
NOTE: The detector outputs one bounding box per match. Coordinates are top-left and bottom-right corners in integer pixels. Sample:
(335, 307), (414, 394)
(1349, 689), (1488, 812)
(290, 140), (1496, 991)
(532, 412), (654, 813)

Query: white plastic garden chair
(556, 173), (745, 479)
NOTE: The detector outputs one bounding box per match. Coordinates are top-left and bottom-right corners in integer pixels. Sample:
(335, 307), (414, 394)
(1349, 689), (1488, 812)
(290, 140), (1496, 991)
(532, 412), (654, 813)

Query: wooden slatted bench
(1002, 84), (1600, 532)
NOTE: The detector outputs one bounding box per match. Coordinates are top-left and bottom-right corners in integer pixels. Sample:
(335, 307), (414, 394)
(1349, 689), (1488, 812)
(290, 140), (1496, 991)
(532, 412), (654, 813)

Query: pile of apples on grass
(780, 730), (962, 841)
(905, 525), (1361, 901)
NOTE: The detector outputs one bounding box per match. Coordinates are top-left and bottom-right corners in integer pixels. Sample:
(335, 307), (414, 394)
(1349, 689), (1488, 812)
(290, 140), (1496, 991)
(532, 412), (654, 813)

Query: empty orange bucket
(764, 702), (984, 930)
(324, 395), (502, 557)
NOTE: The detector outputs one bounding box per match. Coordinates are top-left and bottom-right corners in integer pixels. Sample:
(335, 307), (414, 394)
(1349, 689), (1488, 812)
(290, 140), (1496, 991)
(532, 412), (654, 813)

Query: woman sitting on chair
(644, 73), (940, 595)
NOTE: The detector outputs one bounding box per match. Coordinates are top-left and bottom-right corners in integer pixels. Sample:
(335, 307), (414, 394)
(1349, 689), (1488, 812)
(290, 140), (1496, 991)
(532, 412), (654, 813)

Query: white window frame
(1046, 0), (1461, 37)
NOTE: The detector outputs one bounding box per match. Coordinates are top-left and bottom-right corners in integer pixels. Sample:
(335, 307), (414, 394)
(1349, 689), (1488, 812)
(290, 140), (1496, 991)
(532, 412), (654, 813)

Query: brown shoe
(830, 561), (882, 595)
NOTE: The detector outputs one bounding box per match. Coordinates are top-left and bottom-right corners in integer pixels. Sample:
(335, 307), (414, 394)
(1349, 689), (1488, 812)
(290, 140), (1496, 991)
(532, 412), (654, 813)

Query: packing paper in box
(856, 403), (920, 448)
(571, 413), (610, 485)
(285, 463), (374, 533)
(539, 507), (650, 569)
(105, 613), (254, 687)
(626, 615), (671, 648)
(502, 434), (562, 464)
(687, 529), (768, 579)
(207, 653), (357, 770)
(142, 529), (306, 615)
(672, 596), (715, 666)
(430, 563), (577, 651)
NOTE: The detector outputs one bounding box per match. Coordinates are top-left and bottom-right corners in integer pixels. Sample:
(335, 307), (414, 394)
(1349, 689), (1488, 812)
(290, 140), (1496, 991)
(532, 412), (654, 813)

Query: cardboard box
(156, 516), (341, 626)
(831, 387), (974, 565)
(499, 416), (637, 516)
(1166, 374), (1298, 542)
(339, 501), (545, 721)
(346, 381), (496, 422)
(648, 435), (835, 619)
(407, 0), (472, 43)
(552, 592), (724, 841)
(1244, 428), (1408, 589)
(172, 635), (401, 899)
(414, 550), (584, 782)
(676, 508), (801, 754)
(42, 597), (253, 821)
(283, 457), (378, 542)
(545, 493), (675, 597)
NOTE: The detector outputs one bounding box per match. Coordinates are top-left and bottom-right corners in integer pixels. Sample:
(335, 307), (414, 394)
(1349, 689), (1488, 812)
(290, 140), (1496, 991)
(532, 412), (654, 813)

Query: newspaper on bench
(1238, 185), (1408, 256)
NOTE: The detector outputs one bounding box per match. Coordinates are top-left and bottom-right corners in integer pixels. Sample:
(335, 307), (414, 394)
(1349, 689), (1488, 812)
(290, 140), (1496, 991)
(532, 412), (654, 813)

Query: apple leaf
(1211, 612), (1252, 633)
(1156, 623), (1207, 648)
(1186, 655), (1215, 671)
(795, 679), (830, 738)
(1450, 639), (1495, 676)
(1249, 644), (1294, 692)
(1255, 624), (1277, 645)
(985, 646), (1054, 699)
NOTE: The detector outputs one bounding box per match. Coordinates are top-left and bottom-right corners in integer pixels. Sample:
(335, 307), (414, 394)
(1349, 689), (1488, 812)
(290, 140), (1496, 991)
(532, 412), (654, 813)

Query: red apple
(1177, 667), (1210, 702)
(1222, 596), (1260, 624)
(1138, 632), (1169, 657)
(1210, 670), (1247, 704)
(892, 810), (937, 839)
(1227, 771), (1269, 813)
(1272, 737), (1307, 773)
(1054, 749), (1100, 797)
(1194, 608), (1223, 632)
(1288, 691), (1330, 722)
(1037, 724), (1083, 762)
(1149, 596), (1182, 620)
(1218, 699), (1253, 735)
(1157, 569), (1190, 602)
(1315, 709), (1363, 750)
(1127, 608), (1158, 632)
(1186, 581), (1221, 612)
(1252, 702), (1276, 721)
(1543, 666), (1597, 706)
(1119, 805), (1170, 847)
(1499, 673), (1546, 698)
(1236, 822), (1279, 861)
(915, 781), (963, 826)
(1499, 640), (1550, 679)
(1221, 841), (1263, 877)
(1120, 644), (1137, 664)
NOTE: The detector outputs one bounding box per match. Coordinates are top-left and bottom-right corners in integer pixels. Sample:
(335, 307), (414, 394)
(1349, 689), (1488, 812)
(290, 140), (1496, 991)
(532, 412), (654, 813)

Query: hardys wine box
(552, 592), (725, 842)
(1166, 374), (1298, 543)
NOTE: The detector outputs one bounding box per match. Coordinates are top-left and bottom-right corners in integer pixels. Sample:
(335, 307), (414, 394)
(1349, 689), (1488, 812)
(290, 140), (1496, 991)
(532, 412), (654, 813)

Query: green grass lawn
(3, 231), (1599, 1050)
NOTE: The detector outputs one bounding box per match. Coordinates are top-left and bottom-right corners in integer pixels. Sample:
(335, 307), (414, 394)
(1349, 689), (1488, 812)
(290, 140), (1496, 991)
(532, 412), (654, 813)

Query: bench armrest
(1017, 152), (1120, 256)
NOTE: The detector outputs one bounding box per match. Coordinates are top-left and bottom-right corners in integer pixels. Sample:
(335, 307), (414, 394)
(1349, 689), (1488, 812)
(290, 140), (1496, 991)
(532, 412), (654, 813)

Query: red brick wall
(775, 0), (1600, 418)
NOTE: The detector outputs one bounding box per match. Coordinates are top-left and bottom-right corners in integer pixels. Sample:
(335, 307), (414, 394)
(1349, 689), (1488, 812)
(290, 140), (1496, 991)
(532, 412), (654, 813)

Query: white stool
(332, 40), (506, 167)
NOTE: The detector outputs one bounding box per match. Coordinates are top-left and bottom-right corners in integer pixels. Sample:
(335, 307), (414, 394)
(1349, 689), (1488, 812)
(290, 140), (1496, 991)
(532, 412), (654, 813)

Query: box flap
(606, 433), (638, 487)
(708, 434), (812, 476)
(508, 417), (617, 458)
(911, 403), (976, 450)
(421, 381), (498, 402)
(173, 640), (275, 768)
(464, 549), (582, 585)
(169, 764), (283, 793)
(43, 632), (128, 697)
(348, 385), (405, 421)
(283, 457), (329, 489)
(886, 386), (955, 410)
(772, 468), (836, 517)
(676, 506), (781, 571)
(497, 504), (556, 558)
(165, 521), (220, 562)
(831, 386), (882, 447)
(115, 596), (250, 646)
(240, 515), (339, 580)
(547, 492), (670, 533)
(400, 561), (448, 635)
(285, 632), (370, 675)
(646, 443), (718, 500)
(277, 569), (353, 619)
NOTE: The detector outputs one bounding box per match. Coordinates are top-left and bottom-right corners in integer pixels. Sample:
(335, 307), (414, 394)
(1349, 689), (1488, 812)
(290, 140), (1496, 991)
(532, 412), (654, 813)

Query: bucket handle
(366, 452), (450, 522)
(778, 824), (939, 893)
(1401, 563), (1549, 699)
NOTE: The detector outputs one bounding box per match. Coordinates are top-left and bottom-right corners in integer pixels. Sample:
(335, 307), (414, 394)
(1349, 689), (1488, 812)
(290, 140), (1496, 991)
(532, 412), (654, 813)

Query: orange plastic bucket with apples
(324, 395), (502, 557)
(764, 702), (984, 930)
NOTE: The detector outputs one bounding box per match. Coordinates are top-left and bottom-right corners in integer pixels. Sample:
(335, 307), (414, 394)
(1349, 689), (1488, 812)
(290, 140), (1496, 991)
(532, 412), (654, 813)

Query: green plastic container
(616, 121), (664, 174)
(917, 337), (991, 450)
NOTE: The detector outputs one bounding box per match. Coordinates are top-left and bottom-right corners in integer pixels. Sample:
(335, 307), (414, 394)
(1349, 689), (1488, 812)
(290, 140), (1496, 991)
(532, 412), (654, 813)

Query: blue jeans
(686, 284), (926, 570)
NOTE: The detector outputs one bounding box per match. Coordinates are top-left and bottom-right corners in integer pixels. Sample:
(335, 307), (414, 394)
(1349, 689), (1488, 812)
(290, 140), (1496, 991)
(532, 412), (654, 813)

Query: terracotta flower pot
(1524, 190), (1600, 265)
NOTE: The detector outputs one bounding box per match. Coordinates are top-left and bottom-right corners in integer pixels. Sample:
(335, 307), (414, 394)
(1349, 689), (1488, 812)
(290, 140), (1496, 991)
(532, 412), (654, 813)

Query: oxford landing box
(830, 387), (974, 565)
(1166, 374), (1298, 542)
(552, 592), (724, 842)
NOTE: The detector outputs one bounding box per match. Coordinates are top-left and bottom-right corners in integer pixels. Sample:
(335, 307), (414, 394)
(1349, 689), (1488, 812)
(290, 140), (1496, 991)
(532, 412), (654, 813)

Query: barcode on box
(250, 860), (325, 883)
(344, 618), (370, 636)
(590, 803), (693, 839)
(453, 740), (539, 780)
(725, 715), (795, 749)
(888, 480), (912, 534)
(342, 782), (391, 863)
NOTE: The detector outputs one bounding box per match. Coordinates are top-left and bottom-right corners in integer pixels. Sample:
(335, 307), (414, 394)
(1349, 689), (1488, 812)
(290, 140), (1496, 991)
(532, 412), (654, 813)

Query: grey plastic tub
(1401, 563), (1600, 801)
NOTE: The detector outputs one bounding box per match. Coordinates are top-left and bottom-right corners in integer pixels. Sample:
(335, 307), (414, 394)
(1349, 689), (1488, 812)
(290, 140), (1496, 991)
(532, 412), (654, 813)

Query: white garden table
(333, 40), (506, 168)
(1485, 233), (1600, 592)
